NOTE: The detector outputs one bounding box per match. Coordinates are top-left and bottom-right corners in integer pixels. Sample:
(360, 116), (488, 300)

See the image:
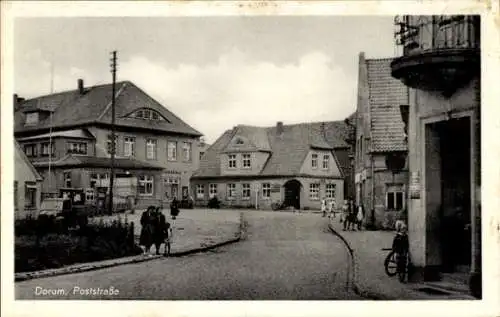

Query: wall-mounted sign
(409, 172), (420, 199)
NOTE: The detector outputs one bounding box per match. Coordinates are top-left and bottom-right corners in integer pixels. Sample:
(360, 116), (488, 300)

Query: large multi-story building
(354, 52), (409, 229)
(191, 121), (353, 210)
(390, 15), (481, 297)
(14, 79), (203, 209)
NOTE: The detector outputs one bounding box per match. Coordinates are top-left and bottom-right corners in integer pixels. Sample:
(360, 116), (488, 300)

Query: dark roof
(366, 58), (408, 152)
(193, 121), (350, 178)
(33, 155), (165, 170)
(14, 81), (202, 137)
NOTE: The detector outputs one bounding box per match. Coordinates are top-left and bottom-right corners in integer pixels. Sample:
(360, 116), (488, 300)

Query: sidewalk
(15, 209), (244, 282)
(327, 217), (475, 300)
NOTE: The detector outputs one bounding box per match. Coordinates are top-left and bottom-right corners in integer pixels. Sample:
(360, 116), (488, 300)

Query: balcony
(391, 15), (480, 97)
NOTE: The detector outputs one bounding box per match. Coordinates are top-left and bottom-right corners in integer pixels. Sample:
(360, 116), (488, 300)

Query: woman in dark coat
(139, 206), (156, 254)
(153, 207), (169, 255)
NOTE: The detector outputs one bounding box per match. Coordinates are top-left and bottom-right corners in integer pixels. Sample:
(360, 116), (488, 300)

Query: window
(326, 183), (336, 199)
(386, 191), (405, 211)
(242, 154), (251, 168)
(167, 141), (177, 161)
(85, 189), (95, 202)
(228, 154), (237, 169)
(25, 112), (39, 126)
(67, 142), (87, 155)
(63, 172), (72, 188)
(146, 139), (157, 160)
(124, 137), (135, 157)
(133, 108), (165, 121)
(138, 175), (154, 196)
(262, 183), (271, 198)
(90, 173), (109, 188)
(24, 144), (38, 157)
(196, 184), (205, 199)
(209, 184), (218, 198)
(227, 183), (236, 199)
(322, 154), (329, 169)
(242, 183), (251, 200)
(106, 135), (118, 155)
(24, 182), (37, 208)
(14, 181), (18, 209)
(309, 183), (320, 200)
(41, 142), (55, 156)
(182, 142), (191, 161)
(311, 153), (318, 169)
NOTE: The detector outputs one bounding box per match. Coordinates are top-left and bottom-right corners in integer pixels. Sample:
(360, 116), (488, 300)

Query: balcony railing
(394, 15), (480, 56)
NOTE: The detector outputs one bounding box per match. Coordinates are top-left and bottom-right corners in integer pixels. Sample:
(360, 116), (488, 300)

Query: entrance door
(437, 117), (472, 271)
(283, 180), (301, 209)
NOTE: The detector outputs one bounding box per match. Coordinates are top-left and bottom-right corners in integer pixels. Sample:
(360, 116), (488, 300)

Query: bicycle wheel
(384, 251), (398, 277)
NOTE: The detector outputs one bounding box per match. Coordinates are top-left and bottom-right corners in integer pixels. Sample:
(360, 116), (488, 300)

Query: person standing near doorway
(321, 197), (327, 217)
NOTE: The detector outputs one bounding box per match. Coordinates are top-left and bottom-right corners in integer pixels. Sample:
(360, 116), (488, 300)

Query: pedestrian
(321, 197), (327, 217)
(356, 204), (364, 230)
(139, 206), (156, 255)
(342, 200), (349, 230)
(327, 199), (334, 218)
(170, 197), (180, 220)
(347, 200), (357, 231)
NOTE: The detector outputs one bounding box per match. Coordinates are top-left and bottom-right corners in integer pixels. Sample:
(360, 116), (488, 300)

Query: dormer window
(25, 112), (39, 126)
(235, 138), (244, 145)
(131, 108), (168, 121)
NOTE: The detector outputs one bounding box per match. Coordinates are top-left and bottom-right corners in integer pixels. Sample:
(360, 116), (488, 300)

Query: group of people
(321, 198), (364, 231)
(139, 206), (173, 256)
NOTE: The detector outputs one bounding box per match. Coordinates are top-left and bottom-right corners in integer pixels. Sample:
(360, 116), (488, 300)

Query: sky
(14, 16), (398, 143)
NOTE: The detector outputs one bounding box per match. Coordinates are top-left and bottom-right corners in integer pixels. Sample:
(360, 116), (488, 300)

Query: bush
(15, 216), (141, 273)
(208, 196), (221, 209)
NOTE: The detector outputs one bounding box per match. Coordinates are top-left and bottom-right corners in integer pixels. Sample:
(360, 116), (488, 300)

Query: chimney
(78, 79), (84, 94)
(276, 121), (284, 135)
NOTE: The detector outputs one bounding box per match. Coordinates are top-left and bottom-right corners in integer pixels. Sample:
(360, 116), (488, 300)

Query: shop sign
(410, 172), (421, 199)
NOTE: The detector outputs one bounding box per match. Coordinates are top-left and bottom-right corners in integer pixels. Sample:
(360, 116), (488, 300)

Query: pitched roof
(33, 154), (165, 170)
(193, 121), (350, 178)
(17, 129), (94, 141)
(14, 141), (43, 181)
(366, 58), (408, 152)
(14, 81), (202, 137)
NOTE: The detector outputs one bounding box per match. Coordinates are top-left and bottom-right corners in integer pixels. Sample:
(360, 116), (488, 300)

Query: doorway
(426, 116), (472, 273)
(283, 179), (301, 209)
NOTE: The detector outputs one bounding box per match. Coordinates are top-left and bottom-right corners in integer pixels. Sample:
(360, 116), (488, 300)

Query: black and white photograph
(2, 1), (499, 316)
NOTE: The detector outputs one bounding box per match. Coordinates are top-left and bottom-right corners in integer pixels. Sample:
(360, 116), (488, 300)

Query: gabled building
(390, 15), (481, 297)
(14, 79), (203, 209)
(354, 52), (409, 229)
(191, 121), (351, 210)
(14, 141), (43, 219)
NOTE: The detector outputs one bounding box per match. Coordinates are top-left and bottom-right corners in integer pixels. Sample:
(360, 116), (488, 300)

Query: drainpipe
(371, 153), (375, 228)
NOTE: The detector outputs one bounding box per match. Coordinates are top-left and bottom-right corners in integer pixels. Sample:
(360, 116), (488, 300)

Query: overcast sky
(14, 17), (397, 143)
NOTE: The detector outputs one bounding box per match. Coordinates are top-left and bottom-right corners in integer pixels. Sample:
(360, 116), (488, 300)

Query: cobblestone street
(16, 211), (360, 300)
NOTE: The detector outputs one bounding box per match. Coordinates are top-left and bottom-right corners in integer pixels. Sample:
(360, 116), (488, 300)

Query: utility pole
(108, 51), (117, 215)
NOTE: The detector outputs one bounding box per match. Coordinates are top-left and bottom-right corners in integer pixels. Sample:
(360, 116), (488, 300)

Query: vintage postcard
(1, 1), (499, 317)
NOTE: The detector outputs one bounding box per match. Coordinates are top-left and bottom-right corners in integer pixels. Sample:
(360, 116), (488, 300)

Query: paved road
(16, 211), (361, 300)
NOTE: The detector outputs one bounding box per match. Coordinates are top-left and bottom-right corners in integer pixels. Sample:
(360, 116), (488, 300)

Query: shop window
(138, 175), (154, 196)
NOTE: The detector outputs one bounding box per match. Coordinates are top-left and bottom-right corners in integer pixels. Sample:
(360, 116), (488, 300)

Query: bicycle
(383, 247), (410, 283)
